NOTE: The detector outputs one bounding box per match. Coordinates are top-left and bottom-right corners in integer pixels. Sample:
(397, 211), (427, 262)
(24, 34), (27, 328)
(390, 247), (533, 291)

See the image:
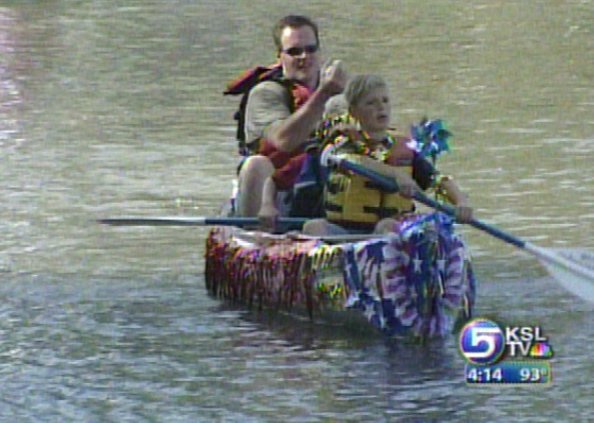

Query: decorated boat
(205, 211), (477, 339)
(98, 120), (594, 337)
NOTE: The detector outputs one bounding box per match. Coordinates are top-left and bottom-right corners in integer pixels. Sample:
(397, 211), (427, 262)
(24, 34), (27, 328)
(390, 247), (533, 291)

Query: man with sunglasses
(234, 15), (347, 221)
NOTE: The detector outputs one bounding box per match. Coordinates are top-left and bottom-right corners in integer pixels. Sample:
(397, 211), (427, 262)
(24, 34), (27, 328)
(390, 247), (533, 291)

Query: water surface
(1, 1), (593, 421)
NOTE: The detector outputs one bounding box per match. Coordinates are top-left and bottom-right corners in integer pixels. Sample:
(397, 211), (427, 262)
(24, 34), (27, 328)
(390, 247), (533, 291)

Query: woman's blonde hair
(344, 74), (388, 108)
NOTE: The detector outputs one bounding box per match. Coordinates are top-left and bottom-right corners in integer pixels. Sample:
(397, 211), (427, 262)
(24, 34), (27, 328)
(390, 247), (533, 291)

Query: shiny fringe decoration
(205, 228), (343, 318)
(204, 213), (476, 339)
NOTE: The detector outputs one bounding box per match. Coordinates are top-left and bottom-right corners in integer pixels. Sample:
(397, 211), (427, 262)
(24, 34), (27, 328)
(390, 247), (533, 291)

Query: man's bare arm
(267, 60), (347, 153)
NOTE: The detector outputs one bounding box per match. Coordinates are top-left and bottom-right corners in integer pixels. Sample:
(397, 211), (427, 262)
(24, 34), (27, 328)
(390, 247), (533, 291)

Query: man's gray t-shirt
(244, 80), (292, 145)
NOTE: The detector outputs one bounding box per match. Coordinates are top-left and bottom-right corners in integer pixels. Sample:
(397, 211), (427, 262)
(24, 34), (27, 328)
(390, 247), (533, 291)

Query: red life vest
(226, 64), (314, 190)
(251, 80), (312, 171)
(224, 63), (313, 158)
(258, 82), (313, 190)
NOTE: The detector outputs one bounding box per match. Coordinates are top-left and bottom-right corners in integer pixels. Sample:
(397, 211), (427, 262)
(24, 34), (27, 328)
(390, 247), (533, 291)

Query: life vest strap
(326, 220), (376, 232)
(362, 206), (403, 219)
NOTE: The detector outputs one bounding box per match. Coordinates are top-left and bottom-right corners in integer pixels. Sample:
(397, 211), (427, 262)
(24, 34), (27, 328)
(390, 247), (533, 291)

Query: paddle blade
(526, 245), (594, 304)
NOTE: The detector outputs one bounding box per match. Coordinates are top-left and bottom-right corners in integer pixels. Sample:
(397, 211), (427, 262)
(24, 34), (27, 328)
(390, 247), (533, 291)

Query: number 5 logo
(459, 319), (505, 365)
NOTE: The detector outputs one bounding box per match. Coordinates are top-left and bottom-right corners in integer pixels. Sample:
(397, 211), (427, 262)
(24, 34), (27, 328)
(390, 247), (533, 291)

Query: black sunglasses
(281, 44), (319, 57)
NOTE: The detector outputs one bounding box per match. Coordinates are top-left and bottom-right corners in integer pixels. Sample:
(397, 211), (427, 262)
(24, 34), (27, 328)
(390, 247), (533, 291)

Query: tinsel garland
(204, 213), (476, 339)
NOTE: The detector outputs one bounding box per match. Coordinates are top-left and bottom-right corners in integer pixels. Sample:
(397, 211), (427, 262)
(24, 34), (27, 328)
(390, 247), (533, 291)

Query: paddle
(326, 154), (594, 304)
(98, 216), (307, 230)
(98, 216), (388, 245)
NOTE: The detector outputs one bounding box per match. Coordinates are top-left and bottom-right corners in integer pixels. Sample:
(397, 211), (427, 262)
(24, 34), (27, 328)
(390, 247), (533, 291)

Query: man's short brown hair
(272, 15), (320, 53)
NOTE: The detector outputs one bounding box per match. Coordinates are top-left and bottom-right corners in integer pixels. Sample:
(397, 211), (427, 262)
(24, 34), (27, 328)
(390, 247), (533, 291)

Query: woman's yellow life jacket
(324, 132), (416, 229)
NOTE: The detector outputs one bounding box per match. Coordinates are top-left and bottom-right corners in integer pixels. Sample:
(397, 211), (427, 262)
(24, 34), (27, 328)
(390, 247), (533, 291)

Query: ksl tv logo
(459, 318), (554, 364)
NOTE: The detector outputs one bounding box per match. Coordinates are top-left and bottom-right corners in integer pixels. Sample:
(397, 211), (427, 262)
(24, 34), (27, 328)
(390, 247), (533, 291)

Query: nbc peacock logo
(529, 342), (554, 359)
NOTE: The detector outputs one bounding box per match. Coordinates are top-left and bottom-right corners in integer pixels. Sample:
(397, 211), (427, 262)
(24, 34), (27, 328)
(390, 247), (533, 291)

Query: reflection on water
(1, 1), (593, 421)
(0, 8), (23, 151)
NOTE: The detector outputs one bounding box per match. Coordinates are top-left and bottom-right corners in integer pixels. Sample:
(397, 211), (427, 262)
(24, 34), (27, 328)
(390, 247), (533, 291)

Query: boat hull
(205, 212), (477, 339)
